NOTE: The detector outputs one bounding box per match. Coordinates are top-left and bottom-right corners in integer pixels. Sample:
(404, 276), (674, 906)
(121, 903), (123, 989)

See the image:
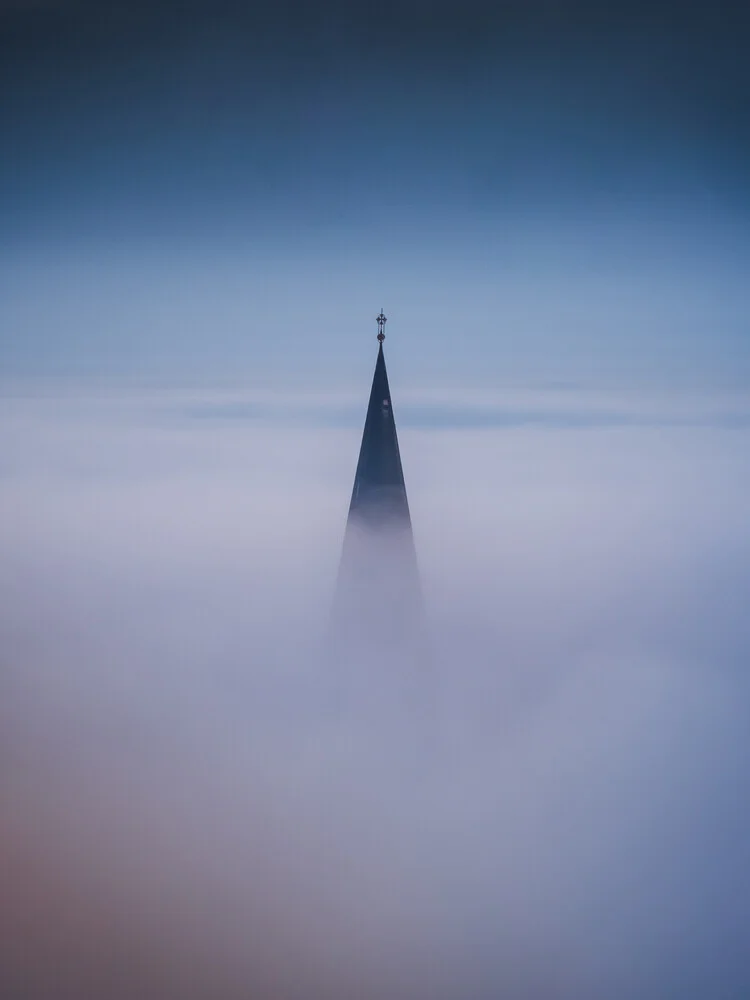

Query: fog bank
(2, 384), (749, 998)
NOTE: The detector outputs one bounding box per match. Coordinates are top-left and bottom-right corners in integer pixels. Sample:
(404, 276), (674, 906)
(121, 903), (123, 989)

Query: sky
(1, 0), (749, 384)
(2, 3), (750, 998)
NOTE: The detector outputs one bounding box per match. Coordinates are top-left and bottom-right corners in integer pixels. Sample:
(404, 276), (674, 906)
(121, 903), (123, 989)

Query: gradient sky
(3, 7), (750, 995)
(2, 0), (748, 386)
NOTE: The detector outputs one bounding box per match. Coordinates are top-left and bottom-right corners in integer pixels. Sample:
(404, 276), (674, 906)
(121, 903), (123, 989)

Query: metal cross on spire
(376, 309), (387, 343)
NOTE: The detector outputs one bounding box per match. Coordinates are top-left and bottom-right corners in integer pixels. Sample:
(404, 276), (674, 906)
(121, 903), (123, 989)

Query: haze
(2, 2), (749, 998)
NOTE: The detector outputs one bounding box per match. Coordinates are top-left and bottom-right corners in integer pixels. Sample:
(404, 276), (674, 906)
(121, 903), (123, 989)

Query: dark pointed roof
(348, 340), (412, 528)
(330, 314), (425, 674)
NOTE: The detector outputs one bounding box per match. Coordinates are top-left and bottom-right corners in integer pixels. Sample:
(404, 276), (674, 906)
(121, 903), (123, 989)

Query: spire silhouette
(331, 314), (424, 673)
(347, 330), (412, 530)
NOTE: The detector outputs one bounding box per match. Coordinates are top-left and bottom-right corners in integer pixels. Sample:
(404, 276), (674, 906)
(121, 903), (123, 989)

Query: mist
(2, 381), (749, 998)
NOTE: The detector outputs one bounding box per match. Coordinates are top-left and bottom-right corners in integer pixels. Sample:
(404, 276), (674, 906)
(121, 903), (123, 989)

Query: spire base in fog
(330, 317), (427, 691)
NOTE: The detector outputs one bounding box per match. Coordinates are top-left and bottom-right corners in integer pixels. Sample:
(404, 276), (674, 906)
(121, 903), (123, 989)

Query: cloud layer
(2, 383), (749, 998)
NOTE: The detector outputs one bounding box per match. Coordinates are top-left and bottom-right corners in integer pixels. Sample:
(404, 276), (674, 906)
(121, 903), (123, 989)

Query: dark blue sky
(2, 1), (748, 382)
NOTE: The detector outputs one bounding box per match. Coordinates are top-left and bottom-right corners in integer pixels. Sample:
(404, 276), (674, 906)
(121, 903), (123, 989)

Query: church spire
(347, 311), (412, 530)
(331, 313), (423, 666)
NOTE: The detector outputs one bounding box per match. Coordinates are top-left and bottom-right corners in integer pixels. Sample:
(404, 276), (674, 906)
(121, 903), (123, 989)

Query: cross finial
(376, 309), (387, 343)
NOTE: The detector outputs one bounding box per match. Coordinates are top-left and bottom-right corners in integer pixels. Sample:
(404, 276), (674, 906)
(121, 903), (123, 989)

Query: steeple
(347, 311), (412, 530)
(331, 313), (424, 671)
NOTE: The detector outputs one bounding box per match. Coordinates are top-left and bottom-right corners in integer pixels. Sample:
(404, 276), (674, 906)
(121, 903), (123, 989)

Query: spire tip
(376, 309), (387, 343)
